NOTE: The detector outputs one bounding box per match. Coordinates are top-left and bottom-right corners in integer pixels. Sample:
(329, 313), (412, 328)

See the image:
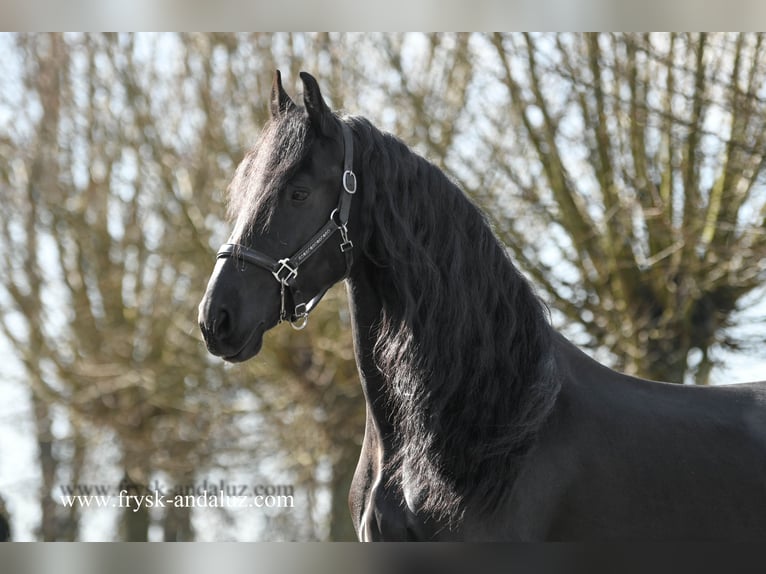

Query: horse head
(198, 71), (358, 362)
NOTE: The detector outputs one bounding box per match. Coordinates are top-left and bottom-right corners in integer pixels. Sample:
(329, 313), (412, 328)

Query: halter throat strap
(216, 122), (357, 330)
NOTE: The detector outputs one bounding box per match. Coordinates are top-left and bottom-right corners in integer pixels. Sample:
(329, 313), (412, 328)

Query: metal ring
(290, 313), (309, 330)
(343, 170), (357, 194)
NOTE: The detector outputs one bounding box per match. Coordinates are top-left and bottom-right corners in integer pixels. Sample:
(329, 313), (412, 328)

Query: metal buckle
(290, 303), (308, 330)
(339, 224), (353, 252)
(272, 258), (298, 284)
(343, 170), (357, 194)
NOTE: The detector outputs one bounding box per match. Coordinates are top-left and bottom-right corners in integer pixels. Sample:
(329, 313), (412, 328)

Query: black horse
(199, 71), (766, 541)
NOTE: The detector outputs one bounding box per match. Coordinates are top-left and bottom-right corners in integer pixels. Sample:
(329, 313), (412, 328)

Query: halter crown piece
(216, 123), (357, 330)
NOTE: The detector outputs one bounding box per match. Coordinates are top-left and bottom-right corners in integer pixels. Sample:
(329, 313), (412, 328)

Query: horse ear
(270, 70), (296, 118)
(300, 71), (334, 136)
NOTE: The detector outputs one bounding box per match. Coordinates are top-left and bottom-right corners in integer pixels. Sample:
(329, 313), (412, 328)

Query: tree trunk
(122, 503), (150, 542)
(32, 396), (59, 541)
(163, 504), (194, 541)
(119, 455), (151, 541)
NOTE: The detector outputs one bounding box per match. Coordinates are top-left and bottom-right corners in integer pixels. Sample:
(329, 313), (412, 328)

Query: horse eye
(291, 189), (310, 202)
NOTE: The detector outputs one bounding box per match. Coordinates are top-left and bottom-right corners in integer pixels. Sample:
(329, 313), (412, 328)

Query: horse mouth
(223, 322), (265, 363)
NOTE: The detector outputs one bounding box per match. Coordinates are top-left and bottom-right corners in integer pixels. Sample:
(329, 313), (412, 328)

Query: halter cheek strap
(216, 122), (357, 330)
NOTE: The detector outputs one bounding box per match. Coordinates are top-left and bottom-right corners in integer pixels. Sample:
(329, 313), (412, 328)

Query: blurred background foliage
(0, 33), (764, 540)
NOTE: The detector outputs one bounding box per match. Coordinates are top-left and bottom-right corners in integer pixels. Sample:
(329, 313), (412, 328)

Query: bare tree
(0, 32), (376, 541)
(470, 33), (766, 384)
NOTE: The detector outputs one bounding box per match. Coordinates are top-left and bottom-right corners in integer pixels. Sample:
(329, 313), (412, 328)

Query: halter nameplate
(294, 225), (336, 266)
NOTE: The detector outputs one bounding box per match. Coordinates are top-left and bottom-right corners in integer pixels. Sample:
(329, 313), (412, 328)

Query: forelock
(226, 109), (313, 240)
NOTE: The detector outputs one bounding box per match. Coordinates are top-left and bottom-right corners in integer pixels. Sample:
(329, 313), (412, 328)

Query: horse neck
(344, 263), (395, 441)
(343, 124), (561, 519)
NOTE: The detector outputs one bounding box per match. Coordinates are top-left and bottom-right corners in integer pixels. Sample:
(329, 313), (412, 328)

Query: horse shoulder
(483, 378), (595, 540)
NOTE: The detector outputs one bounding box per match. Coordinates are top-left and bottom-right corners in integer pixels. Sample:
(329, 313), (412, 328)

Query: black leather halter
(216, 123), (357, 330)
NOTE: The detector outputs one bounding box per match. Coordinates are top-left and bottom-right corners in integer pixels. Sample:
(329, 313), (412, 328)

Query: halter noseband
(216, 123), (357, 330)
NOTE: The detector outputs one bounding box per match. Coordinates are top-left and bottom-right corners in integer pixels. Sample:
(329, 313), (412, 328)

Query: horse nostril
(199, 299), (233, 349)
(216, 307), (232, 338)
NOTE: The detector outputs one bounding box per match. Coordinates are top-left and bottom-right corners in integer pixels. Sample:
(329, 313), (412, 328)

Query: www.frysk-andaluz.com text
(58, 480), (295, 511)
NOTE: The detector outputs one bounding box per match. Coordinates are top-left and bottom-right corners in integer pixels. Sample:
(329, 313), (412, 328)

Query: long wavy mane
(345, 116), (561, 523)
